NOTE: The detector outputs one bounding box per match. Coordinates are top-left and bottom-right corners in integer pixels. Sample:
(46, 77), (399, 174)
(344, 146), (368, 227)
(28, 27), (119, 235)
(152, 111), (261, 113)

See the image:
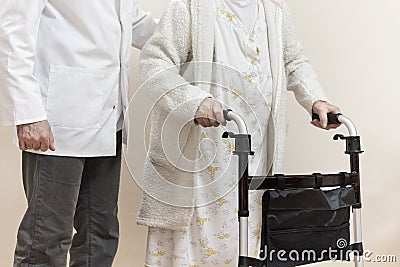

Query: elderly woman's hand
(195, 97), (226, 128)
(311, 101), (341, 130)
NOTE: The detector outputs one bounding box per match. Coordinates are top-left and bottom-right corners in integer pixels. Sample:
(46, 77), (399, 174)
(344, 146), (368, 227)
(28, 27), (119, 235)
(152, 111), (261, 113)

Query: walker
(222, 110), (364, 267)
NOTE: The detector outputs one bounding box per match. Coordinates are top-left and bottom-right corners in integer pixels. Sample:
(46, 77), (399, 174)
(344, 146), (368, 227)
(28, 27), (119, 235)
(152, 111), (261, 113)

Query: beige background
(1, 0), (399, 266)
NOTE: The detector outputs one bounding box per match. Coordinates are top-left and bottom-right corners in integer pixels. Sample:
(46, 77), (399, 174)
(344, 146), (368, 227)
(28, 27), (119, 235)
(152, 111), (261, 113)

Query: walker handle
(223, 109), (232, 121)
(313, 112), (358, 136)
(312, 112), (342, 125)
(223, 109), (248, 134)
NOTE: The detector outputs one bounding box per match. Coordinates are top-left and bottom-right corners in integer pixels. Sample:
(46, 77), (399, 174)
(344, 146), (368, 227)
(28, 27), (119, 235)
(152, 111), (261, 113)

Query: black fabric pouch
(259, 187), (356, 267)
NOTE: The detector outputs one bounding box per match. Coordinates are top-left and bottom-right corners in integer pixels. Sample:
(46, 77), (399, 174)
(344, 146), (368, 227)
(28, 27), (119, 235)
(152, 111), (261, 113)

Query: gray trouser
(14, 131), (122, 267)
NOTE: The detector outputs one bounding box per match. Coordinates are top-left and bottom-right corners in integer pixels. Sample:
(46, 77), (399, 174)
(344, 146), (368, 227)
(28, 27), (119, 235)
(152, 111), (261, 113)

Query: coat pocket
(45, 65), (107, 129)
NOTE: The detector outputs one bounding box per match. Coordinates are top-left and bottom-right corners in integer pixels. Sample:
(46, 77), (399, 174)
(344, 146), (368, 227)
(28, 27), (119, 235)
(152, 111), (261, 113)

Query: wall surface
(0, 0), (399, 266)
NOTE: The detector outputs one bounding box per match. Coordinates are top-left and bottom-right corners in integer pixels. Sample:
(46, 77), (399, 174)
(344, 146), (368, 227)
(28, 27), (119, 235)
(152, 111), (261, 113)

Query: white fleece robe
(145, 0), (276, 266)
(137, 0), (328, 232)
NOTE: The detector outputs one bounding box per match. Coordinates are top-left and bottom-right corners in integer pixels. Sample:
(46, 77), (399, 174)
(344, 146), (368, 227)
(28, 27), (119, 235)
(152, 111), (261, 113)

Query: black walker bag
(260, 187), (357, 267)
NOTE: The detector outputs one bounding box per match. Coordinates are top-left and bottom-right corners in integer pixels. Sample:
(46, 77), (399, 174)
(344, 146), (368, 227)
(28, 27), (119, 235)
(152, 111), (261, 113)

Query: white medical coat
(0, 0), (156, 157)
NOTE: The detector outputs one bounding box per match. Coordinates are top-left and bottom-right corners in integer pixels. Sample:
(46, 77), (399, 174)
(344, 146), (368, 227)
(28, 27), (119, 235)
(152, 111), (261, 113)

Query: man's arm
(0, 0), (48, 125)
(0, 0), (55, 151)
(131, 1), (158, 49)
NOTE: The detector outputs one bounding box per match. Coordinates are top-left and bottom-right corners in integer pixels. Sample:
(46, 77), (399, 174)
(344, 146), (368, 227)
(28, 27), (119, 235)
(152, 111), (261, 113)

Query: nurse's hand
(195, 97), (226, 128)
(311, 101), (341, 130)
(17, 120), (56, 152)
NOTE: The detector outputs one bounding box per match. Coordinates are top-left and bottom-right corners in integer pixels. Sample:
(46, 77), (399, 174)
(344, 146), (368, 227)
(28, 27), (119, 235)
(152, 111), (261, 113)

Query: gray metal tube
(338, 115), (358, 137)
(239, 217), (249, 257)
(225, 110), (248, 134)
(353, 209), (364, 267)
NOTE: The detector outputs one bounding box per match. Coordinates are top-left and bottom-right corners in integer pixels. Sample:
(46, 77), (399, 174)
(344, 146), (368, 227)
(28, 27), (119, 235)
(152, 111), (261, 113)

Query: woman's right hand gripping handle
(194, 98), (227, 128)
